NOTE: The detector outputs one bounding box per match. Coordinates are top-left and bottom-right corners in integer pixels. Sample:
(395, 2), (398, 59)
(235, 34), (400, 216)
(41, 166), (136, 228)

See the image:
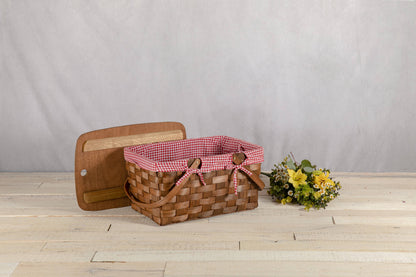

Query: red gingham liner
(124, 136), (263, 195)
(124, 136), (264, 173)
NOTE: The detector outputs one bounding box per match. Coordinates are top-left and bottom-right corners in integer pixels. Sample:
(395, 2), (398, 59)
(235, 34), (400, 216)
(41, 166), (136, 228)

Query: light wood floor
(0, 172), (415, 277)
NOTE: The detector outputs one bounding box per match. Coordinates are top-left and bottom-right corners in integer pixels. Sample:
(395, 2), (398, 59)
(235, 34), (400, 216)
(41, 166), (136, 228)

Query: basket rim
(124, 135), (263, 173)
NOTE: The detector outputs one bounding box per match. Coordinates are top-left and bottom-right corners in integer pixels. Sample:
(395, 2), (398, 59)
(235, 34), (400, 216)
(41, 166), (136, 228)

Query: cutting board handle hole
(80, 169), (87, 176)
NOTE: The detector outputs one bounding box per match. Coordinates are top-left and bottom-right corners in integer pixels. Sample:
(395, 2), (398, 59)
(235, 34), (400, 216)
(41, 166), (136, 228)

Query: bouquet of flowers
(262, 154), (341, 210)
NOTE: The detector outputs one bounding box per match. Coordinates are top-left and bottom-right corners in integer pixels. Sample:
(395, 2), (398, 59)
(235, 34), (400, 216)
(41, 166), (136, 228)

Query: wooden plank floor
(0, 172), (415, 276)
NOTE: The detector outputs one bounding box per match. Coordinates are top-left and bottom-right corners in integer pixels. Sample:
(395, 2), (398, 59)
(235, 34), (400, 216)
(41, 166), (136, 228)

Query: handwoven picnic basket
(123, 136), (265, 225)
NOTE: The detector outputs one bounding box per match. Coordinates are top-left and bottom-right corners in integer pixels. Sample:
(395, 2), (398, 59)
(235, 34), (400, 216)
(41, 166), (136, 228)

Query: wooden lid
(74, 122), (186, 211)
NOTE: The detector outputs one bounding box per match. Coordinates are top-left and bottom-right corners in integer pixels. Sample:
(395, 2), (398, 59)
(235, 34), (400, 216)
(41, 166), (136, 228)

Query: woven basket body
(123, 136), (264, 225)
(125, 161), (261, 225)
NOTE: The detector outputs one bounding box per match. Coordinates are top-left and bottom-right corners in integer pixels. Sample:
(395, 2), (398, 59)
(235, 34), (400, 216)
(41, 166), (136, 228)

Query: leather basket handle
(124, 154), (265, 209)
(124, 159), (200, 209)
(232, 153), (265, 190)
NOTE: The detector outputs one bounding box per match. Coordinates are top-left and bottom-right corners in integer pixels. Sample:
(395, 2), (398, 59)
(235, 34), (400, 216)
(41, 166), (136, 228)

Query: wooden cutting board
(75, 122), (186, 211)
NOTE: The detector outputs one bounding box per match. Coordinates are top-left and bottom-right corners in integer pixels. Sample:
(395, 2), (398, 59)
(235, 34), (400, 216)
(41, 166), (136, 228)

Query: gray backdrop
(1, 0), (416, 172)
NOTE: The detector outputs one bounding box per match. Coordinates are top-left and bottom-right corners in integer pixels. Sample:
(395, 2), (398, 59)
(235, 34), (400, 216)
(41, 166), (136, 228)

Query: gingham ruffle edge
(123, 136), (264, 173)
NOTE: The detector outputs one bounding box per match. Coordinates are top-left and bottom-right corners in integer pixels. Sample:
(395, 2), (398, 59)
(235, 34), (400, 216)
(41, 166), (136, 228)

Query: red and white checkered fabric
(124, 136), (264, 173)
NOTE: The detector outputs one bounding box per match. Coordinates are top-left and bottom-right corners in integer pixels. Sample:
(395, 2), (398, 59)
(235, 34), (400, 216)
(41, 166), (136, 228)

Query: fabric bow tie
(176, 165), (253, 196)
(176, 168), (207, 187)
(232, 164), (253, 195)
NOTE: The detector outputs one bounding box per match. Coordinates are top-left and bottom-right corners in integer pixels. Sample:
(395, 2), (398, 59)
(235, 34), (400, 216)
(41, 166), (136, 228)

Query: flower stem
(290, 152), (297, 164)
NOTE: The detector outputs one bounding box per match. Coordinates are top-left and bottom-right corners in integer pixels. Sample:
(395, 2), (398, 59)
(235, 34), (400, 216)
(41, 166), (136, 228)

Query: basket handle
(124, 155), (265, 209)
(123, 158), (201, 209)
(232, 153), (265, 190)
(245, 171), (265, 190)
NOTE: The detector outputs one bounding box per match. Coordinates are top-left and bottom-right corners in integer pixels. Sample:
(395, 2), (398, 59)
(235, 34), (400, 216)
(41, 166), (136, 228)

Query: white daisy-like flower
(294, 193), (299, 198)
(330, 194), (334, 199)
(284, 184), (289, 189)
(288, 190), (293, 196)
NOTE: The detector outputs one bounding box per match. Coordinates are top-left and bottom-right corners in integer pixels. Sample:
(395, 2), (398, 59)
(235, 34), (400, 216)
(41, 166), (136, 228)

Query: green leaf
(301, 160), (312, 168)
(312, 170), (322, 176)
(286, 160), (296, 170)
(303, 166), (314, 173)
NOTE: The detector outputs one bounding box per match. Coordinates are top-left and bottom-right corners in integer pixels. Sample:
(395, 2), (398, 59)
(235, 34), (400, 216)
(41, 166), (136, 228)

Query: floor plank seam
(90, 251), (97, 262)
(163, 261), (167, 277)
(0, 215), (143, 218)
(40, 241), (47, 251)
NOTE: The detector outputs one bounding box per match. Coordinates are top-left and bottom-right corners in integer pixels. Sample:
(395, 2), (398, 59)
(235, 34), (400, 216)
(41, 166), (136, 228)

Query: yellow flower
(327, 179), (335, 188)
(314, 172), (335, 189)
(287, 169), (307, 188)
(314, 171), (328, 184)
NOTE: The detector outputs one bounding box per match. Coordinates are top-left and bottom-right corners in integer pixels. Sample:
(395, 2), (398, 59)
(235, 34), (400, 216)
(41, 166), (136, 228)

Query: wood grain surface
(74, 122), (186, 211)
(0, 172), (415, 276)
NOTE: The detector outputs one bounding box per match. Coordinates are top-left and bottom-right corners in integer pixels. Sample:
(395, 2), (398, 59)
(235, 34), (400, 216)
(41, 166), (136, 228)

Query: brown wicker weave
(124, 158), (263, 225)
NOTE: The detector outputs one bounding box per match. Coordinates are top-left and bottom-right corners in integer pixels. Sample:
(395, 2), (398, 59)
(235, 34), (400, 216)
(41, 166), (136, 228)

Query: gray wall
(1, 0), (416, 172)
